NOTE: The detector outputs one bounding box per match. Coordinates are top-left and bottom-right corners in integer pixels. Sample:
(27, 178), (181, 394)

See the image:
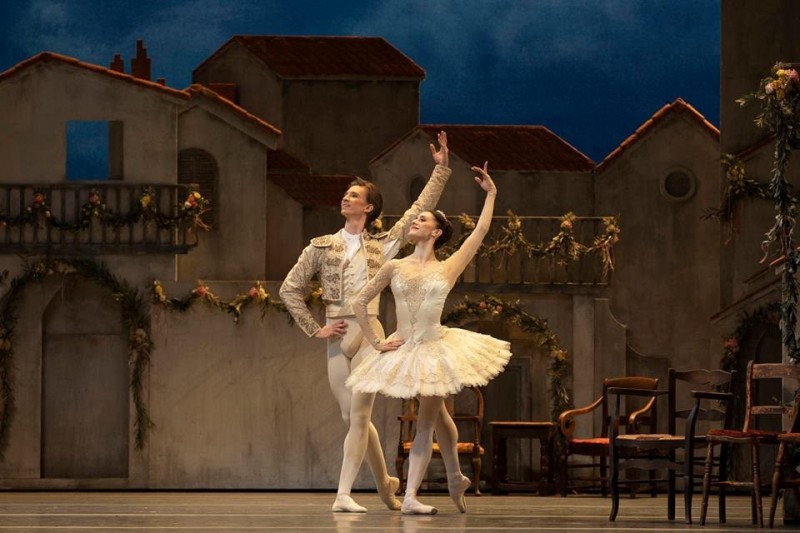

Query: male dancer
(279, 133), (451, 512)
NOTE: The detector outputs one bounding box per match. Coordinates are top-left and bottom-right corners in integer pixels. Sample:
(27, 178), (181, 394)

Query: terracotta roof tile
(268, 173), (354, 207)
(196, 35), (425, 79)
(267, 149), (311, 173)
(186, 83), (281, 136)
(0, 52), (189, 100)
(596, 98), (719, 174)
(374, 125), (594, 172)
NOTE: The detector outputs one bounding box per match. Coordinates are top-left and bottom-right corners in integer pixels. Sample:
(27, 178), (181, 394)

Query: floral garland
(395, 211), (620, 279)
(152, 280), (323, 325)
(0, 188), (210, 232)
(736, 63), (800, 362)
(0, 258), (153, 457)
(703, 154), (774, 241)
(441, 295), (571, 420)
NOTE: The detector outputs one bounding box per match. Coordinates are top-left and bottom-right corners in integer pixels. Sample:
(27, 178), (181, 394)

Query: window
(178, 149), (218, 228)
(660, 168), (696, 201)
(66, 121), (123, 180)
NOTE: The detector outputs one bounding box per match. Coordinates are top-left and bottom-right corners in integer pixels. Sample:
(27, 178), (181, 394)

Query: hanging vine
(736, 63), (800, 362)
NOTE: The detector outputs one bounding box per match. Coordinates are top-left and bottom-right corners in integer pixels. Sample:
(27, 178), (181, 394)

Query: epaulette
(310, 235), (333, 247)
(364, 230), (389, 240)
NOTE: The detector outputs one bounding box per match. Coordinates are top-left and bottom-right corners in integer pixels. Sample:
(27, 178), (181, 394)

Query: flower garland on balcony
(0, 258), (153, 457)
(0, 188), (210, 232)
(397, 211), (621, 279)
(441, 295), (571, 420)
(735, 63), (800, 362)
(480, 211), (620, 279)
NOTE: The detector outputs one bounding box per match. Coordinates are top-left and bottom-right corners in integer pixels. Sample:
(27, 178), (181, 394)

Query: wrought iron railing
(382, 214), (615, 288)
(0, 183), (200, 254)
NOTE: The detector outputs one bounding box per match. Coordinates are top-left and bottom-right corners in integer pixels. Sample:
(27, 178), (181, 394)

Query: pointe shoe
(448, 475), (471, 513)
(401, 497), (438, 515)
(378, 476), (402, 511)
(331, 494), (367, 513)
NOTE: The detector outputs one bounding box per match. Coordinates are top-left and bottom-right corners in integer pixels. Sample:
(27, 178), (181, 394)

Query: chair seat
(615, 434), (685, 449)
(707, 428), (780, 442)
(402, 442), (485, 454)
(569, 437), (609, 445)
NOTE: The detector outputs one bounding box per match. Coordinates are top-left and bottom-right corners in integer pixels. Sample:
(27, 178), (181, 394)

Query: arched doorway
(41, 279), (129, 478)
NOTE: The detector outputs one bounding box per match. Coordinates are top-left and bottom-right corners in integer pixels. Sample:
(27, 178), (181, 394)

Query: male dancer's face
(340, 185), (373, 220)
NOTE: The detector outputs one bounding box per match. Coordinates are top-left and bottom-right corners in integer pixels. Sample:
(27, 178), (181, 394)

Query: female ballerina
(346, 162), (511, 515)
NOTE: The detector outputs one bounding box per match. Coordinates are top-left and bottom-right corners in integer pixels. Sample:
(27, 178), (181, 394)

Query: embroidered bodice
(392, 262), (451, 345)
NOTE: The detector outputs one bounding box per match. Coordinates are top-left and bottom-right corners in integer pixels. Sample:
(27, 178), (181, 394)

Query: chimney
(109, 53), (124, 73)
(130, 39), (151, 81)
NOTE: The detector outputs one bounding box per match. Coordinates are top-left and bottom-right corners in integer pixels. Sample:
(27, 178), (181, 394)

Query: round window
(661, 169), (696, 201)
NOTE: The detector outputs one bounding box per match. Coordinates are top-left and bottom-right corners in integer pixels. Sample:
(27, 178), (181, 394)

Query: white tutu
(347, 326), (511, 398)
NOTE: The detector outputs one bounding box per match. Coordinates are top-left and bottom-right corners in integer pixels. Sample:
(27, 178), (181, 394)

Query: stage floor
(0, 491), (784, 531)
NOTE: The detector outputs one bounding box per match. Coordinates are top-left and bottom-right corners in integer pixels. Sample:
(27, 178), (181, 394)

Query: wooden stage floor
(0, 491), (788, 532)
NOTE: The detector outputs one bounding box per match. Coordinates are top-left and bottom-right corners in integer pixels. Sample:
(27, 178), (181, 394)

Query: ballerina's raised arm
(442, 162), (497, 286)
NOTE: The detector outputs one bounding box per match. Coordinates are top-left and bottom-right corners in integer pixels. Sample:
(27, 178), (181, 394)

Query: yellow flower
(193, 191), (202, 199)
(140, 195), (152, 208)
(777, 69), (786, 77)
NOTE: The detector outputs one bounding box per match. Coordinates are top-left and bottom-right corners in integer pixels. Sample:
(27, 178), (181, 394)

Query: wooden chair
(608, 368), (736, 524)
(701, 362), (800, 527)
(396, 386), (484, 495)
(768, 384), (800, 527)
(558, 376), (659, 497)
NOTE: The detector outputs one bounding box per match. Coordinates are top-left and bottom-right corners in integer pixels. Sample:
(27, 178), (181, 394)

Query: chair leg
(396, 455), (406, 495)
(770, 441), (786, 529)
(718, 443), (729, 524)
(600, 455), (608, 498)
(684, 446), (694, 524)
(752, 441), (763, 528)
(667, 466), (675, 521)
(700, 442), (715, 526)
(560, 453), (568, 497)
(472, 455), (482, 496)
(609, 444), (620, 521)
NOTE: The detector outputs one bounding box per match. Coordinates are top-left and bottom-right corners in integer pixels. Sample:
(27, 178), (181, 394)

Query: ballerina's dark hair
(431, 210), (453, 250)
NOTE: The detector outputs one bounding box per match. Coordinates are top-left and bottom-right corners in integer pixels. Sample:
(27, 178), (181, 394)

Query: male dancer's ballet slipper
(378, 476), (402, 510)
(331, 494), (367, 513)
(401, 497), (438, 515)
(448, 475), (471, 513)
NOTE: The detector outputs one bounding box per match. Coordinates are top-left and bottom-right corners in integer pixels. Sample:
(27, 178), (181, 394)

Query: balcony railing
(0, 183), (200, 254)
(382, 214), (616, 289)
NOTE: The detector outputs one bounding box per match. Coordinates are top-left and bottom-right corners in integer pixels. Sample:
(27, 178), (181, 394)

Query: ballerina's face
(340, 185), (374, 219)
(408, 211), (442, 243)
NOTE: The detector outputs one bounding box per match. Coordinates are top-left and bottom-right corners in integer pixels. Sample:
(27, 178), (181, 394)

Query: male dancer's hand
(315, 319), (347, 338)
(376, 338), (405, 352)
(430, 130), (449, 167)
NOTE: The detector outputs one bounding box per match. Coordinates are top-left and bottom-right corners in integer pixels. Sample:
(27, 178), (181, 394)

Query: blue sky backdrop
(0, 0), (720, 163)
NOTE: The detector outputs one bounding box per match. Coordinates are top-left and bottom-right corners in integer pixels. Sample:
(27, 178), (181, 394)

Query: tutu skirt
(346, 326), (511, 398)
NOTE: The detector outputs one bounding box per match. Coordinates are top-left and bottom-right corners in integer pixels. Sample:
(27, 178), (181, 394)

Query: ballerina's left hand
(471, 161), (496, 195)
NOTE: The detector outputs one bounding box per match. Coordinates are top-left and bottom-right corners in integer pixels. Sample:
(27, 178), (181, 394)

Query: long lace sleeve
(279, 244), (323, 337)
(353, 260), (395, 348)
(385, 165), (452, 245)
(443, 192), (496, 284)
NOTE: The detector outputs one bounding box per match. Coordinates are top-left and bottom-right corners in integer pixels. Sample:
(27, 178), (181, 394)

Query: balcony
(382, 214), (617, 291)
(0, 183), (201, 255)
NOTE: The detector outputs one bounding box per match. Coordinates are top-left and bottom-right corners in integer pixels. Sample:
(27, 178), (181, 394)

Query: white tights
(404, 396), (464, 499)
(327, 317), (393, 493)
